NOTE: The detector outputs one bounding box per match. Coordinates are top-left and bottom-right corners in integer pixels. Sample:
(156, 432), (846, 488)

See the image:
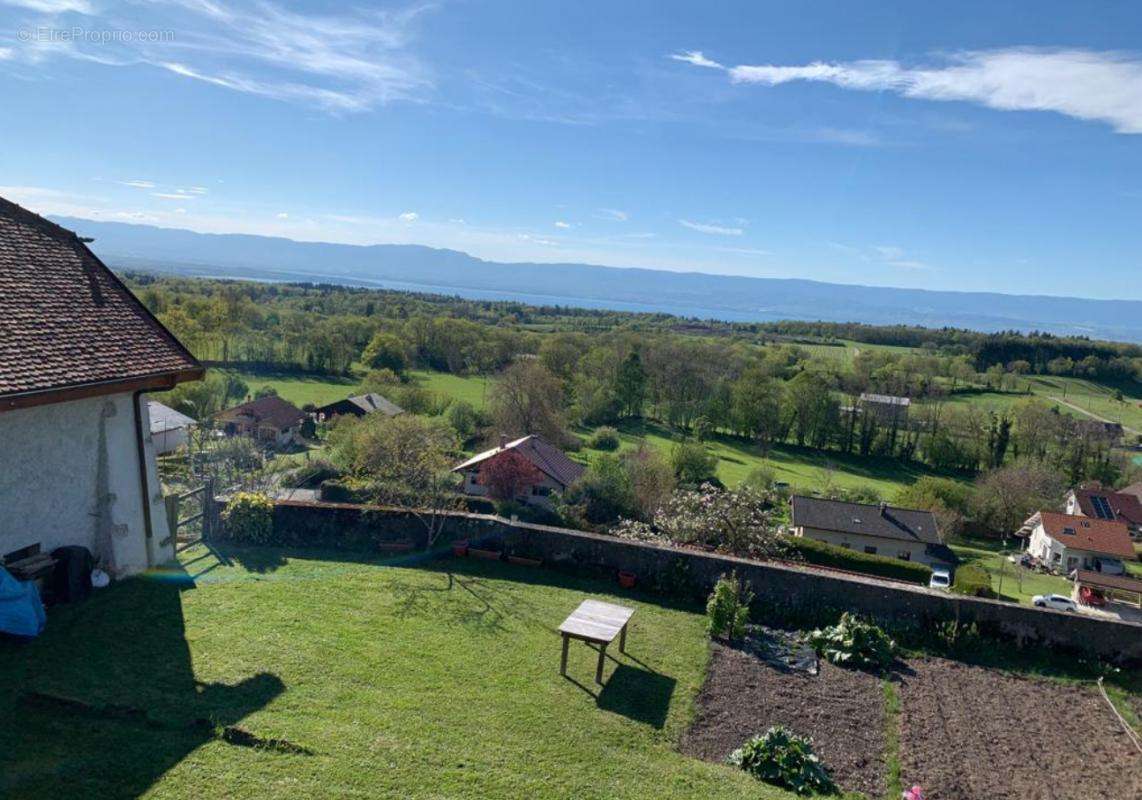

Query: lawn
(409, 369), (490, 410)
(228, 369), (359, 408)
(949, 540), (1074, 605)
(0, 548), (782, 800)
(579, 420), (954, 498)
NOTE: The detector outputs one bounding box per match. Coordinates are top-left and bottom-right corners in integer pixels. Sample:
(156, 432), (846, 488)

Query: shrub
(706, 572), (752, 641)
(807, 612), (896, 671)
(951, 564), (993, 597)
(280, 458), (340, 489)
(588, 426), (621, 451)
(670, 439), (718, 485)
(221, 492), (274, 544)
(494, 500), (564, 527)
(728, 726), (835, 796)
(779, 535), (933, 585)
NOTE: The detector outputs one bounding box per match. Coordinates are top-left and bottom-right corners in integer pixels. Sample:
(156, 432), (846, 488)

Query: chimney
(879, 502), (889, 516)
(500, 433), (509, 448)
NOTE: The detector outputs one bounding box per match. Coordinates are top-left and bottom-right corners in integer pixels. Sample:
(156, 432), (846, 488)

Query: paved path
(1047, 395), (1140, 437)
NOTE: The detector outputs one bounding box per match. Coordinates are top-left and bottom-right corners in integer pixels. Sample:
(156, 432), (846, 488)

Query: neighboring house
(315, 393), (404, 421)
(789, 496), (954, 567)
(147, 399), (196, 455)
(1120, 481), (1142, 502)
(1023, 511), (1135, 575)
(858, 393), (911, 424)
(452, 435), (585, 508)
(0, 197), (202, 577)
(1065, 486), (1142, 540)
(215, 396), (306, 447)
(1075, 419), (1124, 446)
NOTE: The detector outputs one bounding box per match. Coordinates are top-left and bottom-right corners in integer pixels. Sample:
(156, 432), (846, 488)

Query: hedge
(952, 564), (994, 597)
(779, 534), (934, 585)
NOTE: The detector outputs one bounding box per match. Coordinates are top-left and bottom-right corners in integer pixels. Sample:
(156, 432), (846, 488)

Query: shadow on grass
(596, 665), (676, 729)
(0, 565), (285, 800)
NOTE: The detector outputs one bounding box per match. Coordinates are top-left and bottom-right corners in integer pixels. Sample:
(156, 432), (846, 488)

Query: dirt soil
(680, 641), (887, 797)
(898, 657), (1142, 800)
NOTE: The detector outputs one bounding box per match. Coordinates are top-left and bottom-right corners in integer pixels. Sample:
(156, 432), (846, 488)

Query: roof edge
(0, 367), (204, 413)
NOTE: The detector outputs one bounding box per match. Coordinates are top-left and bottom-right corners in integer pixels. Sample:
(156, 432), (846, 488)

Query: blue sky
(2, 1), (1141, 299)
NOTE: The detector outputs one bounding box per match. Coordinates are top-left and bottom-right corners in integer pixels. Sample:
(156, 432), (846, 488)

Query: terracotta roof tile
(215, 395), (306, 429)
(1038, 511), (1135, 559)
(0, 197), (201, 402)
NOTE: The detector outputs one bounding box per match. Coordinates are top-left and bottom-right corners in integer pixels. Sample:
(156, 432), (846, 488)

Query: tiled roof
(147, 399), (196, 433)
(1072, 488), (1142, 526)
(453, 435), (586, 488)
(347, 393), (404, 416)
(216, 395), (306, 429)
(0, 197), (201, 405)
(791, 495), (941, 545)
(1073, 569), (1142, 595)
(1037, 511), (1135, 559)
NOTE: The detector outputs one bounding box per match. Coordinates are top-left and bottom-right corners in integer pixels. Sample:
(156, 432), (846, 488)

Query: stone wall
(269, 500), (1142, 663)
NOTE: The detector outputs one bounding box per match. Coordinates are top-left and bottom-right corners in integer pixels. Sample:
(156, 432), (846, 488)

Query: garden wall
(266, 500), (1142, 663)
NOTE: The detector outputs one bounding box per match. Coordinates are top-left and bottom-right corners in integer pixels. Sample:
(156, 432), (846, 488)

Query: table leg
(596, 642), (607, 684)
(619, 623), (627, 653)
(560, 633), (569, 676)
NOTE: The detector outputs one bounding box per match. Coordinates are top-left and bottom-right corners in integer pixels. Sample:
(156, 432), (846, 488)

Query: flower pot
(618, 570), (637, 589)
(452, 540), (469, 557)
(469, 548), (503, 561)
(507, 555), (543, 568)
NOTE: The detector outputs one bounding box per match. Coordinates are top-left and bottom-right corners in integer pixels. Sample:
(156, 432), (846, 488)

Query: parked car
(1032, 594), (1076, 612)
(1079, 586), (1107, 607)
(929, 568), (951, 590)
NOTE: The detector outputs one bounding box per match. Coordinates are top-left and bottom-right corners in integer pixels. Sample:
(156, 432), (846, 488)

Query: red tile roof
(1072, 488), (1142, 526)
(215, 395), (306, 430)
(0, 197), (201, 408)
(1037, 512), (1135, 559)
(453, 435), (585, 488)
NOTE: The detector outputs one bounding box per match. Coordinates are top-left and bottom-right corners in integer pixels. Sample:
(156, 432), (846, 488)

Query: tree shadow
(596, 664), (676, 730)
(0, 564), (285, 799)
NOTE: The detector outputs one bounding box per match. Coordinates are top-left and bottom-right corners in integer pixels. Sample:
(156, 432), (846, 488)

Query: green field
(229, 369), (359, 408)
(949, 541), (1073, 605)
(1, 547), (784, 800)
(408, 369), (490, 409)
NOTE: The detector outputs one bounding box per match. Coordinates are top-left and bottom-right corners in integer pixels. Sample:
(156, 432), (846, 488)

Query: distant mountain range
(53, 215), (1142, 343)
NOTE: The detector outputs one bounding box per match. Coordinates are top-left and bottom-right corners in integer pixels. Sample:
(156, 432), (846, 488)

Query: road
(1048, 395), (1141, 437)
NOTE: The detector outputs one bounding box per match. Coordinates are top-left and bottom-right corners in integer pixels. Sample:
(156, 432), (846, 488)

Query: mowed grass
(228, 369), (359, 408)
(578, 420), (952, 497)
(0, 548), (780, 800)
(949, 542), (1074, 605)
(409, 369), (489, 409)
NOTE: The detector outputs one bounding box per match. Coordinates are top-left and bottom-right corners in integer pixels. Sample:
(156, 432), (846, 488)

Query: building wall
(153, 426), (188, 456)
(1027, 526), (1123, 572)
(794, 525), (938, 566)
(461, 469), (563, 508)
(0, 392), (173, 576)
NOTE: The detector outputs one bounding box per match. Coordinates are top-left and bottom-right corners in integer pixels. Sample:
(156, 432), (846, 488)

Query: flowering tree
(479, 450), (545, 501)
(615, 483), (785, 560)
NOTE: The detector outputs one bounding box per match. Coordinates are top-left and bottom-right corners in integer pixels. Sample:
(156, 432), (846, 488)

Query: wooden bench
(558, 599), (635, 684)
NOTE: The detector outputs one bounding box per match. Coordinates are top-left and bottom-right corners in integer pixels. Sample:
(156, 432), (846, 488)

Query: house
(0, 197), (202, 577)
(858, 393), (911, 424)
(789, 496), (954, 567)
(147, 399), (196, 455)
(452, 435), (585, 508)
(1023, 511), (1135, 575)
(1065, 486), (1142, 540)
(315, 393), (403, 421)
(1120, 481), (1142, 502)
(1074, 419), (1124, 446)
(215, 396), (306, 447)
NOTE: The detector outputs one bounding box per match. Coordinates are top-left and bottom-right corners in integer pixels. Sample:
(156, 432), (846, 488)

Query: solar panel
(1090, 495), (1114, 520)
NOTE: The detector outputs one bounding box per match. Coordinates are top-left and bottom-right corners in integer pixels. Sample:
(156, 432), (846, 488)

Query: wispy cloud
(152, 191), (197, 200)
(679, 219), (743, 236)
(553, 220), (572, 229)
(120, 179), (155, 189)
(676, 47), (1142, 133)
(398, 211), (419, 223)
(4, 0), (434, 113)
(669, 50), (723, 70)
(596, 208), (628, 222)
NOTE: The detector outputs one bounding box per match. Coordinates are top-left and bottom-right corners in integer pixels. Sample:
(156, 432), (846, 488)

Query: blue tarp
(0, 565), (46, 638)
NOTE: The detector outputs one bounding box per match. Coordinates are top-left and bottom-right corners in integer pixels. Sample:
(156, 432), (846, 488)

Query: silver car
(1032, 594), (1076, 612)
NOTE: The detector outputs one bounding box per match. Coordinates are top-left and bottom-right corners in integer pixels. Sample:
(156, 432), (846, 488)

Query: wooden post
(595, 643), (607, 685)
(619, 624), (627, 654)
(164, 495), (179, 542)
(203, 478), (217, 540)
(560, 634), (569, 676)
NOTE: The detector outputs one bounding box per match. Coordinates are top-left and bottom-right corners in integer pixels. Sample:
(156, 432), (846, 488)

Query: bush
(670, 439), (718, 485)
(588, 426), (621, 451)
(779, 535), (933, 585)
(728, 726), (835, 796)
(319, 479), (371, 503)
(951, 564), (993, 597)
(280, 458), (340, 489)
(807, 612), (896, 671)
(495, 500), (564, 527)
(706, 572), (752, 641)
(221, 492), (274, 544)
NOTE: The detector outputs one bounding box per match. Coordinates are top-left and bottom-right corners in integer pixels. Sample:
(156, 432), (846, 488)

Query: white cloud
(1, 0), (92, 12)
(186, 186), (209, 195)
(669, 50), (723, 70)
(152, 191), (196, 200)
(5, 0), (434, 113)
(708, 48), (1142, 134)
(596, 208), (628, 222)
(716, 246), (771, 257)
(398, 211), (419, 223)
(0, 47), (14, 61)
(554, 220), (572, 229)
(276, 212), (289, 219)
(679, 219), (743, 236)
(120, 180), (155, 189)
(874, 245), (905, 261)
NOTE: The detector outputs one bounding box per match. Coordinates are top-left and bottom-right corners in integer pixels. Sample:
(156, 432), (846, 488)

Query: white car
(1032, 594), (1076, 612)
(929, 568), (951, 590)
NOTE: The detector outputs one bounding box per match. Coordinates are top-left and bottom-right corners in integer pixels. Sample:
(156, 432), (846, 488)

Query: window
(897, 550), (911, 561)
(531, 486), (552, 496)
(864, 545), (877, 555)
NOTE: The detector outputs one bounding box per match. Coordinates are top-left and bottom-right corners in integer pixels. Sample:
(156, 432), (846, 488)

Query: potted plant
(506, 542), (543, 568)
(618, 570), (637, 589)
(452, 539), (470, 557)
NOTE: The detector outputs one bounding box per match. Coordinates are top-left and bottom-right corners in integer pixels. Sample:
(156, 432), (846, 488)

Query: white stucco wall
(0, 392), (173, 577)
(794, 525), (939, 566)
(152, 425), (188, 456)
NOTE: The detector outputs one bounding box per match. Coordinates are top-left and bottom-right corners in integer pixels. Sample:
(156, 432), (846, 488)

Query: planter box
(469, 548), (503, 561)
(375, 540), (415, 553)
(618, 570), (637, 589)
(506, 555), (543, 568)
(452, 540), (470, 557)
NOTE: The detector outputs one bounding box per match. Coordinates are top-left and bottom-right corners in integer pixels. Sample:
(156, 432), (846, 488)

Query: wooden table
(558, 599), (635, 684)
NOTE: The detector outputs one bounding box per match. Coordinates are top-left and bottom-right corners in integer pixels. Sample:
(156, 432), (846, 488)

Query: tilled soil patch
(680, 641), (886, 797)
(898, 657), (1142, 800)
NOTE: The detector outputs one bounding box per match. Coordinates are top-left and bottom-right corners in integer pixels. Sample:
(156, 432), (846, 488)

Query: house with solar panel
(0, 198), (203, 577)
(1064, 485), (1142, 541)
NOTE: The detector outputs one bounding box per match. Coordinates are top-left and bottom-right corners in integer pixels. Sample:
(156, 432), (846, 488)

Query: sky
(1, 0), (1141, 299)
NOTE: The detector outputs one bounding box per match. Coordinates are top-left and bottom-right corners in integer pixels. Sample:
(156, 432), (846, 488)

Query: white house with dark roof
(452, 435), (585, 508)
(0, 198), (202, 577)
(789, 495), (954, 567)
(147, 399), (196, 455)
